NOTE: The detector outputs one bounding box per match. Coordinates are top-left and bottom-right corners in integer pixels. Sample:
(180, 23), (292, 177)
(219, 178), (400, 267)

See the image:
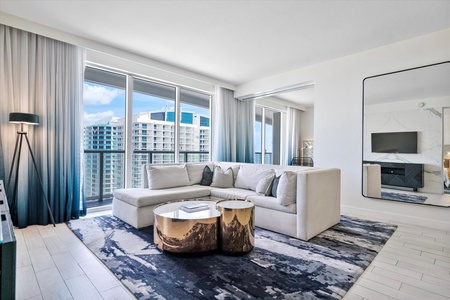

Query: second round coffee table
(216, 199), (255, 254)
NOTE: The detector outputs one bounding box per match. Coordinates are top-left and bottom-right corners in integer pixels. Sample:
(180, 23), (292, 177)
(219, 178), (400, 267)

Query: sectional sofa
(112, 162), (341, 241)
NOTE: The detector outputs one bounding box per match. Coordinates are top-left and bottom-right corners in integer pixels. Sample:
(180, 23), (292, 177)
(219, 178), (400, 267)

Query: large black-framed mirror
(362, 61), (450, 207)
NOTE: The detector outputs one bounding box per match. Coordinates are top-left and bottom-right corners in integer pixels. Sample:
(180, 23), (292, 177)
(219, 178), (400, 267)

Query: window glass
(132, 78), (176, 187)
(254, 106), (281, 165)
(264, 109), (274, 164)
(83, 68), (126, 207)
(254, 107), (263, 164)
(179, 88), (211, 163)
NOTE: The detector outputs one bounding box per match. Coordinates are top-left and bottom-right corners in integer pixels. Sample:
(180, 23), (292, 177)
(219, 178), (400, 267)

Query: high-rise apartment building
(83, 109), (210, 202)
(83, 121), (125, 201)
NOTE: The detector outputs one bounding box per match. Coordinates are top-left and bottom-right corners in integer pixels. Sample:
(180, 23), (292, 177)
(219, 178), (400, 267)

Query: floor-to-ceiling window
(83, 68), (126, 208)
(254, 106), (263, 163)
(254, 105), (282, 165)
(179, 88), (211, 163)
(83, 66), (212, 205)
(131, 78), (177, 187)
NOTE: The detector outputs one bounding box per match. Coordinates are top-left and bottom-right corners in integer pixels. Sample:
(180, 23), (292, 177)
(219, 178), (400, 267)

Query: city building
(83, 110), (210, 202)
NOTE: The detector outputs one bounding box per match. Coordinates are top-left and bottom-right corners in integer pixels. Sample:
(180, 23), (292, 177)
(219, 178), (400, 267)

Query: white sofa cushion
(186, 162), (214, 185)
(277, 171), (297, 206)
(113, 186), (211, 207)
(256, 173), (275, 196)
(210, 188), (258, 199)
(234, 166), (275, 191)
(146, 164), (190, 189)
(210, 166), (234, 188)
(246, 195), (296, 214)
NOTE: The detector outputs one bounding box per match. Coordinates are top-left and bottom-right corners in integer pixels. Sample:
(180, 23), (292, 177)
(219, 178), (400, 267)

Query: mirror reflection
(362, 62), (450, 207)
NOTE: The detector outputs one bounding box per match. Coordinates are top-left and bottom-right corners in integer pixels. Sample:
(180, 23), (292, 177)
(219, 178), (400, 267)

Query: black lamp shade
(9, 112), (39, 125)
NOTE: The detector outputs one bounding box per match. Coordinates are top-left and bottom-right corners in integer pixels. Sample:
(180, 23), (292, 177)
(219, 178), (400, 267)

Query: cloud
(83, 83), (120, 105)
(84, 110), (115, 125)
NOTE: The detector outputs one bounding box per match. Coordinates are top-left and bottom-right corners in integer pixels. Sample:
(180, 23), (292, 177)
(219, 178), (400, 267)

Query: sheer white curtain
(285, 107), (302, 165)
(0, 25), (85, 227)
(212, 87), (254, 162)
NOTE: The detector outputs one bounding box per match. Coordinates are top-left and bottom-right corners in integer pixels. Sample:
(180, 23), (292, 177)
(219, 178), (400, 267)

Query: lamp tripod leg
(24, 134), (56, 227)
(6, 132), (21, 192)
(10, 134), (24, 225)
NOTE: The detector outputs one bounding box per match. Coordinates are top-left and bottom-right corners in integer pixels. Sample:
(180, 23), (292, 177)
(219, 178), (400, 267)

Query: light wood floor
(14, 213), (450, 300)
(15, 216), (135, 300)
(344, 219), (450, 300)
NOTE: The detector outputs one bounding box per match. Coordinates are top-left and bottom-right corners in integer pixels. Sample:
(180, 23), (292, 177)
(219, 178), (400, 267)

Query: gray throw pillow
(235, 166), (275, 191)
(210, 166), (234, 188)
(277, 171), (297, 206)
(256, 173), (275, 196)
(200, 165), (213, 186)
(271, 176), (281, 197)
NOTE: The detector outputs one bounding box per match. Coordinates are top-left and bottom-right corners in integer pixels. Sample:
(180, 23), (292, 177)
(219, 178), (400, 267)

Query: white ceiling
(1, 0), (450, 106)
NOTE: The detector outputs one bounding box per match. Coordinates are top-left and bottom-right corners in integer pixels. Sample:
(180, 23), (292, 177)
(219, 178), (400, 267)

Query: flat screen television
(371, 132), (418, 153)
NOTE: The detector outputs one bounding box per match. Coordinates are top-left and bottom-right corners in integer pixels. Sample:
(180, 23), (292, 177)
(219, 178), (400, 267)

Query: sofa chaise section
(113, 186), (211, 228)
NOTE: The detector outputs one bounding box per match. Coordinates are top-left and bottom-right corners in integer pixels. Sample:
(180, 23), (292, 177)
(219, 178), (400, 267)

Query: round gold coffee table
(216, 199), (255, 254)
(153, 200), (220, 253)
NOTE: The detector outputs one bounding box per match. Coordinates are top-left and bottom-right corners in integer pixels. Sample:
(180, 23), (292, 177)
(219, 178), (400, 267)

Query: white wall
(445, 108), (450, 161)
(300, 107), (314, 142)
(299, 107), (314, 158)
(236, 28), (450, 230)
(445, 108), (450, 145)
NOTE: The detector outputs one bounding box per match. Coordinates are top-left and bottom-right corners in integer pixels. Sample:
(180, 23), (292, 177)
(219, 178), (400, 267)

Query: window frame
(84, 65), (213, 190)
(254, 104), (286, 165)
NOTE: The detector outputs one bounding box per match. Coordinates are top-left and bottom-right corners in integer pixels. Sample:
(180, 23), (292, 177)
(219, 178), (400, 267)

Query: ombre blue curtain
(212, 87), (254, 163)
(0, 25), (86, 228)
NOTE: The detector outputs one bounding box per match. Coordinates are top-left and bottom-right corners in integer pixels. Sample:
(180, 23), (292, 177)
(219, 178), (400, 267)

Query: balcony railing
(83, 149), (209, 208)
(254, 152), (273, 164)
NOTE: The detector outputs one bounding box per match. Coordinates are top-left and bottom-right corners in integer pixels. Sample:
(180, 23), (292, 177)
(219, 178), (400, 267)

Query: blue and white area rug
(67, 215), (397, 300)
(381, 191), (427, 204)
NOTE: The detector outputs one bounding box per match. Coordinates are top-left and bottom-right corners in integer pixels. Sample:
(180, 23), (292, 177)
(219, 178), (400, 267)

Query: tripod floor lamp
(7, 112), (55, 227)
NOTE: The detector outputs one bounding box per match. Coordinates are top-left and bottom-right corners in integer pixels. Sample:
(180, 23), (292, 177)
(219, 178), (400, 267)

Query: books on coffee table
(179, 203), (210, 213)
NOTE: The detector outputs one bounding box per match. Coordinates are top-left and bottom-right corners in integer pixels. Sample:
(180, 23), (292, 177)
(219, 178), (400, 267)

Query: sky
(83, 82), (210, 125)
